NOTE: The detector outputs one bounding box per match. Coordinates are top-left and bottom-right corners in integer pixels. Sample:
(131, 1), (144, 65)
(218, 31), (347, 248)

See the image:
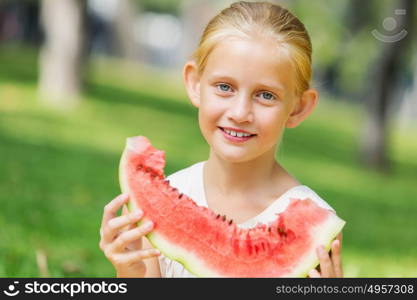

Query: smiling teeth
(224, 129), (252, 137)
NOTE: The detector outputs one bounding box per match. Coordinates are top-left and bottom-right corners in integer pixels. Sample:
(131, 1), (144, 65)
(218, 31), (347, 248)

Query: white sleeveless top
(158, 161), (335, 277)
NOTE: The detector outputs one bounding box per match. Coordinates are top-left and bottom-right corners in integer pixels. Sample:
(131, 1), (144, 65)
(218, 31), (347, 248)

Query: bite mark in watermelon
(119, 136), (346, 277)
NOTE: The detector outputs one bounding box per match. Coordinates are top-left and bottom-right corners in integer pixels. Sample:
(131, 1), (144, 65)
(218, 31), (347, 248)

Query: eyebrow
(208, 73), (286, 93)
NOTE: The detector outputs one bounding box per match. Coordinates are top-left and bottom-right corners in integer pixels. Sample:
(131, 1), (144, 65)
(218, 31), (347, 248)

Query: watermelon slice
(119, 136), (346, 277)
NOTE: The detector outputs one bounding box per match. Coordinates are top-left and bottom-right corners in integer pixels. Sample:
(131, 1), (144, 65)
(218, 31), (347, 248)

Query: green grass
(0, 46), (416, 277)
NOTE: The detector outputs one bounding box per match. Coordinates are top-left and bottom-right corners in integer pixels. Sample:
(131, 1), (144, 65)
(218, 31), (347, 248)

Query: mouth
(218, 126), (257, 141)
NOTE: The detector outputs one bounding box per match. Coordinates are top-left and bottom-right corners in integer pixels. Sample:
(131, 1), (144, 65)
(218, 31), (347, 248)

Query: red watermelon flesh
(119, 136), (346, 277)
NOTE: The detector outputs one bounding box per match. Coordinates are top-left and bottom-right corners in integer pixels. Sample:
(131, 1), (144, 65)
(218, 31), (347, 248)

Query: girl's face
(195, 37), (299, 163)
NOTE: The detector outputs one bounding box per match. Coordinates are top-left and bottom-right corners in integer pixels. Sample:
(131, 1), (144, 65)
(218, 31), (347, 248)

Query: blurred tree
(360, 0), (416, 171)
(112, 0), (140, 59)
(397, 56), (417, 128)
(38, 0), (86, 108)
(320, 0), (375, 96)
(180, 0), (223, 63)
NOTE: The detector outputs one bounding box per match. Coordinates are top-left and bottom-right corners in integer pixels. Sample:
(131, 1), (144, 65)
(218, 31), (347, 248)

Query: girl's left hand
(308, 232), (343, 278)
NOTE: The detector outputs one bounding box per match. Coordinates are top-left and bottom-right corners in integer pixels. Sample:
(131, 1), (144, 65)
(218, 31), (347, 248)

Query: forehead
(203, 36), (295, 93)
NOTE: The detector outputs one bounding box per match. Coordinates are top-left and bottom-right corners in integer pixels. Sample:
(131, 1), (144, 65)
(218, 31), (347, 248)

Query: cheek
(197, 102), (219, 140)
(257, 110), (288, 137)
(199, 97), (224, 124)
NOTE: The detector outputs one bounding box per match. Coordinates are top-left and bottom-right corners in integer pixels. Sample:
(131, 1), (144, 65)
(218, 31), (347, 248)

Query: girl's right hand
(99, 193), (161, 277)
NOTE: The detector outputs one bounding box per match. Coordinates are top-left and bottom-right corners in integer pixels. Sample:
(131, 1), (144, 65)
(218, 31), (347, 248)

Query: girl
(99, 1), (343, 278)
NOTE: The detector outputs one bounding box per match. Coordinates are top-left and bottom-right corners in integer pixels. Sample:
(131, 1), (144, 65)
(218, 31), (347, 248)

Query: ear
(183, 60), (201, 108)
(286, 88), (318, 128)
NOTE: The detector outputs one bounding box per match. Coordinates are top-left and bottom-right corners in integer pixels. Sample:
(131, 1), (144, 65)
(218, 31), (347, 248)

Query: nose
(227, 93), (254, 123)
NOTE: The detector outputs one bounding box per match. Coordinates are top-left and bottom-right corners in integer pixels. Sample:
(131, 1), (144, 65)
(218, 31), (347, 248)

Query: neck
(204, 147), (283, 198)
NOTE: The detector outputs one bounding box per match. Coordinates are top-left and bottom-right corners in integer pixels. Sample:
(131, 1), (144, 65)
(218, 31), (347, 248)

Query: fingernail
(144, 221), (153, 229)
(133, 210), (142, 218)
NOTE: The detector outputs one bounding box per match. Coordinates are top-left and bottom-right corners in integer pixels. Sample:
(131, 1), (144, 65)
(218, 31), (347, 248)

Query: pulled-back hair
(191, 1), (312, 96)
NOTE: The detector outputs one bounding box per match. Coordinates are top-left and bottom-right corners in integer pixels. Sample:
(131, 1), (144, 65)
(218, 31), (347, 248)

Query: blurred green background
(1, 0), (416, 277)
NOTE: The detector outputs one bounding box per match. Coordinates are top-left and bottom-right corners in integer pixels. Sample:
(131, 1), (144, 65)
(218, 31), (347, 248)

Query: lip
(218, 127), (257, 143)
(218, 126), (256, 135)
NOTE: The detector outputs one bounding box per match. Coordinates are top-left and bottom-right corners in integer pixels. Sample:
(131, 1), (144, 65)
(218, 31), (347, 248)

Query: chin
(213, 147), (256, 164)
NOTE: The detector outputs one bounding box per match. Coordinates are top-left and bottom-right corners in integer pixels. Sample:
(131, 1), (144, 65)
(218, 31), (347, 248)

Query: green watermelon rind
(144, 211), (345, 277)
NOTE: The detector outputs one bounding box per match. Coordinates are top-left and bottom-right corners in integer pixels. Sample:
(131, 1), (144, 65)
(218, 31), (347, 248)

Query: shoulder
(166, 161), (205, 191)
(288, 185), (336, 213)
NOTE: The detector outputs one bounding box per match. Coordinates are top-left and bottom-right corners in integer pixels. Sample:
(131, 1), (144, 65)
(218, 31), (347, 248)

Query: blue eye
(259, 91), (275, 101)
(217, 83), (231, 92)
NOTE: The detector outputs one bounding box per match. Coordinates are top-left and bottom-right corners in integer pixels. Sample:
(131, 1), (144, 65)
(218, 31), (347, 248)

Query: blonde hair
(191, 1), (312, 96)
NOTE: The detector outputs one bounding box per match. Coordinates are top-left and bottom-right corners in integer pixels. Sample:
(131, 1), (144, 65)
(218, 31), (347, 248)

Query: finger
(122, 204), (129, 216)
(308, 269), (321, 278)
(336, 232), (343, 250)
(331, 239), (343, 277)
(103, 210), (143, 243)
(316, 245), (334, 278)
(113, 248), (161, 265)
(111, 221), (154, 252)
(101, 194), (130, 230)
(122, 204), (138, 230)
